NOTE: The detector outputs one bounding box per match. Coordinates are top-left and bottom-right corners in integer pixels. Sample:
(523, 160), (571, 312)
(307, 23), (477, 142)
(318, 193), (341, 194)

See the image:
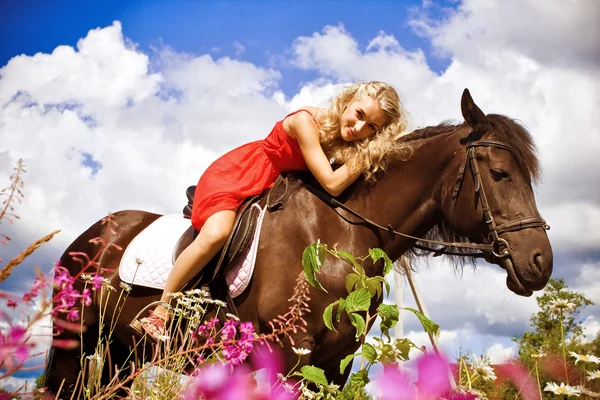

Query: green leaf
(394, 338), (414, 361)
(365, 278), (383, 300)
(302, 243), (327, 292)
(335, 250), (362, 270)
(361, 343), (377, 363)
(378, 303), (400, 341)
(369, 248), (393, 276)
(339, 353), (360, 374)
(405, 307), (440, 337)
(336, 298), (347, 322)
(348, 370), (370, 388)
(384, 279), (391, 296)
(349, 312), (366, 339)
(345, 273), (361, 294)
(323, 302), (337, 331)
(346, 288), (371, 312)
(300, 365), (328, 386)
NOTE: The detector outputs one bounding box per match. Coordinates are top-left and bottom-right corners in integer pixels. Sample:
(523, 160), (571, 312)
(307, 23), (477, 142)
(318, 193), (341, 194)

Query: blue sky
(1, 0), (599, 393)
(1, 0), (452, 95)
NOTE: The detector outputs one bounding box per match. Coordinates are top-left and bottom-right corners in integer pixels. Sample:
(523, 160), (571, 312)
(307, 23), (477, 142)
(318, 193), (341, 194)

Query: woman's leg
(149, 209), (237, 321)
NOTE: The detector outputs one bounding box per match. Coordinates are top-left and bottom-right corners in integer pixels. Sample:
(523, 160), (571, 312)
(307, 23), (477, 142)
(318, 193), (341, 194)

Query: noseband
(449, 140), (550, 258)
(305, 140), (550, 259)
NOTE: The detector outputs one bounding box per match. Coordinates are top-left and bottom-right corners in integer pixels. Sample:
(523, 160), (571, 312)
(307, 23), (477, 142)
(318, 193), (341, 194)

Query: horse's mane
(397, 114), (540, 269)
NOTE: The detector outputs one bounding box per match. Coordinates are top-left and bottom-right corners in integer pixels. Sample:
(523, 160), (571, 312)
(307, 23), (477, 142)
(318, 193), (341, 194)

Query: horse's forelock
(485, 114), (540, 185)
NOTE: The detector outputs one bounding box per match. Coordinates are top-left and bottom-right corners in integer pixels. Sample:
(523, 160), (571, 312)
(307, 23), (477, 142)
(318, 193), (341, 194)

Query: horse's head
(442, 89), (553, 296)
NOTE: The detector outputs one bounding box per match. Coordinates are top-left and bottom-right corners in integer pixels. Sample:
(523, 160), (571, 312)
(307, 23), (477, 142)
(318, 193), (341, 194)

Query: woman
(140, 81), (408, 339)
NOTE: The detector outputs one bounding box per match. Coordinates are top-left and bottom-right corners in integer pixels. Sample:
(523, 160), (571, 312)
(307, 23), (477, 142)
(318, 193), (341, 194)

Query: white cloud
(581, 316), (600, 342)
(486, 343), (516, 364)
(409, 0), (600, 70)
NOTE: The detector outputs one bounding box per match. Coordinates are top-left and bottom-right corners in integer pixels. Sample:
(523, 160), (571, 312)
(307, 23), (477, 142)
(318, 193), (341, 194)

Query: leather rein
(305, 140), (550, 259)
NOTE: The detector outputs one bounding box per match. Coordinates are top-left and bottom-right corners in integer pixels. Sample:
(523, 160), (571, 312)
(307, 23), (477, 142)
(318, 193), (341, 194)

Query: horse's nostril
(533, 253), (544, 273)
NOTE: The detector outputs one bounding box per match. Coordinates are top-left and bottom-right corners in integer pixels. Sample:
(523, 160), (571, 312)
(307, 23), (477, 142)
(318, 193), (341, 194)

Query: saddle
(173, 173), (305, 312)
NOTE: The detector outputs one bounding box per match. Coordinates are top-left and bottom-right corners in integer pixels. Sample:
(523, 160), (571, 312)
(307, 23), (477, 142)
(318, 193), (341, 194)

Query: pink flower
(66, 308), (80, 321)
(416, 353), (452, 398)
(0, 326), (33, 369)
(183, 363), (253, 400)
(374, 363), (416, 400)
(91, 275), (103, 291)
(6, 300), (17, 309)
(496, 362), (539, 400)
(221, 319), (237, 341)
(220, 320), (255, 366)
(82, 288), (92, 307)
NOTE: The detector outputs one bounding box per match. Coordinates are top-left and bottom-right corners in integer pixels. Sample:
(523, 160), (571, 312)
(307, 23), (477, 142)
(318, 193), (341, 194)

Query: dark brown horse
(45, 90), (552, 397)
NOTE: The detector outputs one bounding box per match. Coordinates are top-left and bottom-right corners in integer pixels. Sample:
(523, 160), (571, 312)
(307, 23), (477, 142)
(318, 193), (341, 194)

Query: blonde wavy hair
(317, 81), (410, 181)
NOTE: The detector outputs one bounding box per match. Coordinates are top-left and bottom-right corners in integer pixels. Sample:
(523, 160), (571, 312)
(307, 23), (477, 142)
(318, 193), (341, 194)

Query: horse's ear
(461, 89), (490, 140)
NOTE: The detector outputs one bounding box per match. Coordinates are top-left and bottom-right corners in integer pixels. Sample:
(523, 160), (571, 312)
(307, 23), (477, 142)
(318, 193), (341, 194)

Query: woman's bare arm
(285, 110), (361, 197)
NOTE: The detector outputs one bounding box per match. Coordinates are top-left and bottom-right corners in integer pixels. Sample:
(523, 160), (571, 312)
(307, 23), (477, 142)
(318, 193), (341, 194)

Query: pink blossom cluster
(0, 326), (35, 370)
(52, 266), (97, 321)
(221, 319), (255, 366)
(183, 345), (296, 400)
(22, 275), (47, 304)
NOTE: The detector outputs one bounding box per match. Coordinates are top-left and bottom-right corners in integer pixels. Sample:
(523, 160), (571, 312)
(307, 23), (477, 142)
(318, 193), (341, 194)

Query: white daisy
(532, 350), (546, 359)
(213, 300), (227, 307)
(544, 382), (580, 397)
(292, 347), (312, 356)
(225, 313), (239, 321)
(119, 282), (132, 292)
(569, 351), (600, 365)
(469, 354), (497, 381)
(587, 370), (600, 381)
(549, 298), (576, 313)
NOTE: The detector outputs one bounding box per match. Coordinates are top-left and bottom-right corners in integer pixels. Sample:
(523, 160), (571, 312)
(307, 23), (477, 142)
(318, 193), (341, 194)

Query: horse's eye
(490, 168), (510, 181)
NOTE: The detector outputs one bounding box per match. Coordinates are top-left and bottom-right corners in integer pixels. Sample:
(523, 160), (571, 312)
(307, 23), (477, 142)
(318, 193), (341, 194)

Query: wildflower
(373, 364), (415, 400)
(80, 273), (93, 282)
(0, 326), (34, 369)
(587, 370), (600, 381)
(183, 362), (253, 400)
(544, 382), (580, 397)
(569, 351), (600, 365)
(156, 334), (170, 342)
(292, 347), (311, 356)
(417, 353), (452, 396)
(213, 299), (227, 307)
(225, 313), (239, 321)
(80, 288), (92, 306)
(531, 350), (546, 359)
(469, 354), (497, 381)
(6, 300), (17, 309)
(549, 298), (576, 313)
(119, 282), (132, 292)
(221, 319), (256, 365)
(283, 383), (295, 392)
(91, 275), (103, 291)
(67, 308), (80, 321)
(186, 288), (209, 296)
(168, 291), (183, 299)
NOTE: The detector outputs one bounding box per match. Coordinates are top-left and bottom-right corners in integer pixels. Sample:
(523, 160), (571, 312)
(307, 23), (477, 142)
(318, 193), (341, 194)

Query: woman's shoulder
(283, 107), (325, 139)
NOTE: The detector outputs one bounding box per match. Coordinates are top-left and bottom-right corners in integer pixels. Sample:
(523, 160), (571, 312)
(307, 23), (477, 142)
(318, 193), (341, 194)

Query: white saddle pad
(119, 206), (266, 298)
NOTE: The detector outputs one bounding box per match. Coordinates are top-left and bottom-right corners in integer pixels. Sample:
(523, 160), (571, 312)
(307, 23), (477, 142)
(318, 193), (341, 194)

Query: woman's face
(339, 96), (389, 142)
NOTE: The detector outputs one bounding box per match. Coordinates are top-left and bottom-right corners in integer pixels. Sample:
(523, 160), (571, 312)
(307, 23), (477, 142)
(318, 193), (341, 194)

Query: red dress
(191, 109), (313, 230)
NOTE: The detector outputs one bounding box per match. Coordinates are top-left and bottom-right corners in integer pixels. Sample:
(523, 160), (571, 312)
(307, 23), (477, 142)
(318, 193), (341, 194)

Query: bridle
(305, 139), (550, 259)
(448, 140), (550, 258)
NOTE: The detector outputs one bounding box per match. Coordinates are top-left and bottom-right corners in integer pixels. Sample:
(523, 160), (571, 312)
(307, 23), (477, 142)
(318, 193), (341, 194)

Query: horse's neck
(349, 130), (462, 260)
